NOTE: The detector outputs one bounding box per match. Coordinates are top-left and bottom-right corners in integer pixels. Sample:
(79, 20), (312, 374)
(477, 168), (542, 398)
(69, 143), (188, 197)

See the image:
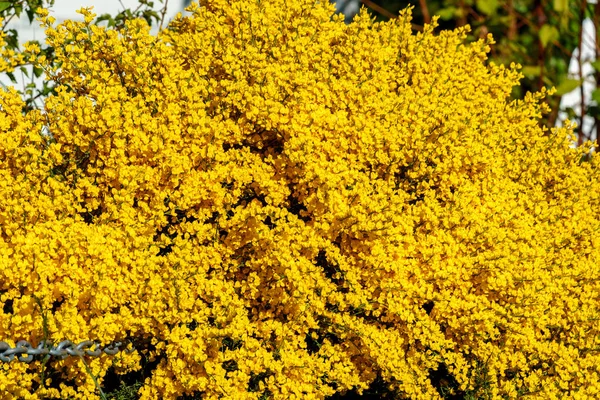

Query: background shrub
(1, 0), (599, 398)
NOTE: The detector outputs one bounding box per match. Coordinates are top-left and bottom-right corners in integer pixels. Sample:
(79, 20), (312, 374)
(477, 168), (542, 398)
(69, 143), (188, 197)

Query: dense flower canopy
(1, 0), (599, 399)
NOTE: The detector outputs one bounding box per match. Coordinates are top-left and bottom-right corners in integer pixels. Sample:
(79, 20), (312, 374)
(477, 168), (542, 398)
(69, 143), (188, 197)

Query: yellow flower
(1, 0), (599, 398)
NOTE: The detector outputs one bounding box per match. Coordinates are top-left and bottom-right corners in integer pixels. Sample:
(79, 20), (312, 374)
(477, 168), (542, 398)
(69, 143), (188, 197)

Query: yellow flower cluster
(1, 1), (600, 399)
(0, 18), (41, 74)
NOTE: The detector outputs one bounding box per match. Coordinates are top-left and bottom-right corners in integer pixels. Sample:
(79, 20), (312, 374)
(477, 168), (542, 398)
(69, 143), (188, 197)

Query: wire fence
(0, 338), (150, 363)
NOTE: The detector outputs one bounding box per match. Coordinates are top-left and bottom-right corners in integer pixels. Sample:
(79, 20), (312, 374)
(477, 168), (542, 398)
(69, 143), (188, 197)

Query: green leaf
(20, 66), (29, 78)
(33, 66), (44, 78)
(521, 66), (542, 77)
(539, 24), (560, 48)
(437, 7), (457, 20)
(553, 0), (568, 12)
(26, 8), (35, 23)
(592, 89), (600, 104)
(0, 2), (11, 13)
(591, 60), (600, 72)
(95, 13), (114, 26)
(476, 0), (498, 16)
(542, 76), (553, 87)
(554, 78), (582, 96)
(4, 29), (18, 50)
(6, 71), (16, 83)
(142, 10), (160, 25)
(41, 83), (55, 96)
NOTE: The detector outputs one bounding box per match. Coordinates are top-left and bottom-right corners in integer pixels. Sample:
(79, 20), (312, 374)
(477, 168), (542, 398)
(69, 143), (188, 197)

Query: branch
(506, 0), (517, 41)
(419, 0), (430, 24)
(360, 0), (422, 31)
(159, 0), (170, 31)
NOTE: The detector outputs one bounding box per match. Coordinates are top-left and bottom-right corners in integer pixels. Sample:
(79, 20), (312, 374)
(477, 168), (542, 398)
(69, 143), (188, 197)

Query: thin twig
(159, 0), (170, 31)
(79, 355), (108, 400)
(419, 0), (430, 24)
(1, 11), (17, 30)
(360, 0), (422, 30)
(360, 0), (396, 20)
(1, 0), (27, 29)
(458, 0), (467, 26)
(506, 0), (517, 41)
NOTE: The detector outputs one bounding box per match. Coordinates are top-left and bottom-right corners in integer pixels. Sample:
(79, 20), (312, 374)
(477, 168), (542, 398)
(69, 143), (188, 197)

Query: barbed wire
(0, 339), (144, 363)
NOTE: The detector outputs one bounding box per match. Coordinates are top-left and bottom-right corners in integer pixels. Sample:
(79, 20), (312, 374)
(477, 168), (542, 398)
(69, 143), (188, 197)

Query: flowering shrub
(1, 0), (600, 399)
